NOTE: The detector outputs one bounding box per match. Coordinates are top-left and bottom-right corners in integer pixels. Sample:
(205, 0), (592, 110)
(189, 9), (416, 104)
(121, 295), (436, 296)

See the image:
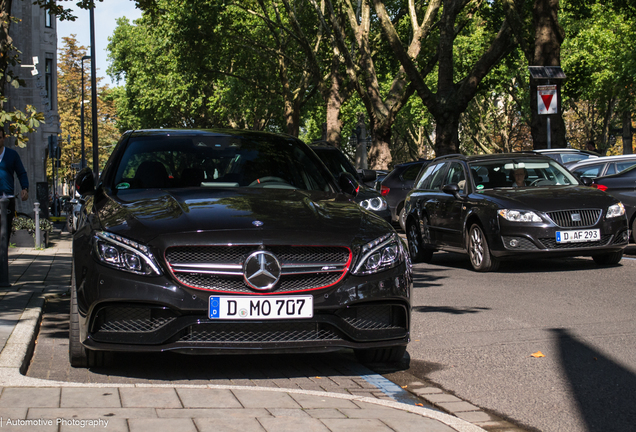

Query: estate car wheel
(69, 265), (112, 368)
(398, 208), (406, 232)
(407, 219), (433, 263)
(354, 345), (407, 364)
(467, 223), (500, 272)
(592, 251), (623, 265)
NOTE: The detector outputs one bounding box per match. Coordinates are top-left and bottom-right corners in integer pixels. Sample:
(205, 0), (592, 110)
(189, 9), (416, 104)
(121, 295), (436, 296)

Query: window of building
(45, 11), (53, 28)
(45, 58), (53, 109)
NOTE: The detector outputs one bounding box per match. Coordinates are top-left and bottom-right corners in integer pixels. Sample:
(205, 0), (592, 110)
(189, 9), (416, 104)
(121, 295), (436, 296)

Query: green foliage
(11, 215), (53, 234)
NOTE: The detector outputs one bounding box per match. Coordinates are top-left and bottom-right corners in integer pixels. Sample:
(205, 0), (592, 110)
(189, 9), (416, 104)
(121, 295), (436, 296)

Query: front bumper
(491, 215), (629, 259)
(75, 261), (411, 354)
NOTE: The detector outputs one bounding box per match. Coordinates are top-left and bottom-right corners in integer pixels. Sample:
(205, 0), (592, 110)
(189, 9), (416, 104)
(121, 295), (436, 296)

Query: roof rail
(434, 153), (466, 161)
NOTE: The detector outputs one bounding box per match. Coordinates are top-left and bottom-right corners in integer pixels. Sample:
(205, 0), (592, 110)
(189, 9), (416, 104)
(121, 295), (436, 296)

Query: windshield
(312, 147), (357, 178)
(112, 134), (332, 192)
(468, 158), (579, 190)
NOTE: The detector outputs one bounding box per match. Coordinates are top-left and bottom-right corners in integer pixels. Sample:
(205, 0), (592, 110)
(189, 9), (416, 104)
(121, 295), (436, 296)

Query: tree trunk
(530, 0), (566, 149)
(435, 110), (461, 156)
(623, 111), (633, 155)
(325, 56), (344, 147)
(368, 124), (392, 169)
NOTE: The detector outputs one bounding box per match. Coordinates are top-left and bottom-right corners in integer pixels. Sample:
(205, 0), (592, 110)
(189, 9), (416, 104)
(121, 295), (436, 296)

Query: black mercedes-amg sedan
(403, 153), (629, 272)
(70, 129), (411, 367)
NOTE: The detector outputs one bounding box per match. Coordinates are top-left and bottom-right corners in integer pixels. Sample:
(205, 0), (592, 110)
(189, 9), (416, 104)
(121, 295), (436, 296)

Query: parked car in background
(592, 164), (636, 242)
(566, 154), (636, 180)
(378, 160), (430, 230)
(70, 129), (412, 367)
(533, 148), (599, 165)
(403, 153), (629, 272)
(311, 142), (391, 223)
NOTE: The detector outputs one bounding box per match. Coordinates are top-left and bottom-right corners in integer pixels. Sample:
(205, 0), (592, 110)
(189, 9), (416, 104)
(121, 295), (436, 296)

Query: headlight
(359, 196), (388, 212)
(607, 203), (625, 218)
(94, 232), (162, 275)
(498, 209), (542, 222)
(352, 233), (405, 275)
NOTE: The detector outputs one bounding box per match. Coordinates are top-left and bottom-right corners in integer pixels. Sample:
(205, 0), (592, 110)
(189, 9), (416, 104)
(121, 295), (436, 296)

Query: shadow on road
(552, 328), (636, 432)
(412, 305), (490, 315)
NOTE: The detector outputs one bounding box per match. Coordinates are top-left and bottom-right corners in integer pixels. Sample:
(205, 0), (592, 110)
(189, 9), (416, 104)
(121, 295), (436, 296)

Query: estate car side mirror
(442, 183), (461, 199)
(358, 169), (377, 183)
(75, 167), (96, 196)
(339, 172), (360, 197)
(580, 177), (594, 186)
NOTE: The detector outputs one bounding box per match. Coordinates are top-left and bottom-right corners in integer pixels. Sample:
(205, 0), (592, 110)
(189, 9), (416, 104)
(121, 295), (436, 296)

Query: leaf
(415, 403), (424, 406)
(531, 351), (545, 358)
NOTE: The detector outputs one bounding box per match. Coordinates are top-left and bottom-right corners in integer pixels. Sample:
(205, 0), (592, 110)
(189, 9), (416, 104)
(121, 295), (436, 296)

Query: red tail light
(593, 184), (608, 192)
(380, 185), (390, 196)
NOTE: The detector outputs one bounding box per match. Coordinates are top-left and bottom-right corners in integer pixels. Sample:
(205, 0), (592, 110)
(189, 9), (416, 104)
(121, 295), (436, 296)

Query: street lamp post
(80, 55), (91, 169)
(90, 6), (99, 183)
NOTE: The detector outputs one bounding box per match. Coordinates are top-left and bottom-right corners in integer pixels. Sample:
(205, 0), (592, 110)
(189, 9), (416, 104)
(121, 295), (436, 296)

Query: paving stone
(412, 387), (443, 396)
(156, 408), (270, 418)
(61, 387), (121, 408)
(288, 393), (359, 409)
(28, 408), (157, 419)
(232, 390), (301, 409)
(176, 389), (242, 408)
(259, 416), (331, 432)
(120, 388), (181, 408)
(0, 407), (28, 419)
(195, 417), (266, 432)
(320, 418), (394, 432)
(304, 408), (348, 419)
(266, 408), (311, 418)
(437, 401), (480, 413)
(383, 416), (458, 432)
(455, 410), (496, 423)
(0, 387), (60, 407)
(129, 418), (197, 432)
(340, 408), (425, 420)
(420, 393), (463, 404)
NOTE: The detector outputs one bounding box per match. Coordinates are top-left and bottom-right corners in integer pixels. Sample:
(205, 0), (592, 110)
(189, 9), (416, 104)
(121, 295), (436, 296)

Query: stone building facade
(6, 2), (59, 216)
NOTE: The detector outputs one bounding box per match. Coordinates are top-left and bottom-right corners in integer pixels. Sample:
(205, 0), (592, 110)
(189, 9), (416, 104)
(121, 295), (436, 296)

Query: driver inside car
(511, 168), (528, 187)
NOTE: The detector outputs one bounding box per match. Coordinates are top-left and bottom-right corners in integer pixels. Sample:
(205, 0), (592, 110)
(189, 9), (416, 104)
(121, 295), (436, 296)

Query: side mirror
(358, 169), (377, 183)
(75, 167), (96, 196)
(339, 172), (359, 196)
(580, 177), (593, 186)
(442, 183), (461, 199)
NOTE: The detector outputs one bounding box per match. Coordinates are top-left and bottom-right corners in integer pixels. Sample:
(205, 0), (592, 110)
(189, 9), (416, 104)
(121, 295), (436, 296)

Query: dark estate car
(566, 154), (636, 179)
(310, 143), (391, 223)
(404, 153), (629, 272)
(70, 129), (412, 367)
(377, 160), (430, 230)
(592, 164), (636, 242)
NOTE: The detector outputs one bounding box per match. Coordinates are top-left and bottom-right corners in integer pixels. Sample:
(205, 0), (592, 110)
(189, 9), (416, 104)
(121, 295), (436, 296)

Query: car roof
(128, 128), (296, 140)
(533, 148), (599, 156)
(429, 152), (550, 164)
(567, 154), (636, 168)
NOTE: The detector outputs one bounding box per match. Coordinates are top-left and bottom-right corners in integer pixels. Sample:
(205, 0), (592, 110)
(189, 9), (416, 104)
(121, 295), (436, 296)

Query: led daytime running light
(95, 232), (161, 275)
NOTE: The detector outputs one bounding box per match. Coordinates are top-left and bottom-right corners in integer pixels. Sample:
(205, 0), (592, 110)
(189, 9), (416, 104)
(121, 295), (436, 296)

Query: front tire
(467, 223), (500, 272)
(355, 345), (407, 364)
(592, 251), (623, 265)
(407, 218), (433, 263)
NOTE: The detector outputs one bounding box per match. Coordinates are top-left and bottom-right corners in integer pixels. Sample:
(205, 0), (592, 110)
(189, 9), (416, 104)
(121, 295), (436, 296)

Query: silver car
(567, 154), (636, 179)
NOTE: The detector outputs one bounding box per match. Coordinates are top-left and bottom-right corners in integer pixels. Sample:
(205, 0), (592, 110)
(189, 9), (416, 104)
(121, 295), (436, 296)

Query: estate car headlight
(94, 232), (162, 276)
(352, 233), (406, 275)
(498, 209), (543, 223)
(607, 203), (625, 218)
(359, 196), (388, 212)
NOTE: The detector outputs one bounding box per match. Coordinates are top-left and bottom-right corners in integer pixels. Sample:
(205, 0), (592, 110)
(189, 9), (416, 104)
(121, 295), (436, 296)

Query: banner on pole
(537, 85), (557, 115)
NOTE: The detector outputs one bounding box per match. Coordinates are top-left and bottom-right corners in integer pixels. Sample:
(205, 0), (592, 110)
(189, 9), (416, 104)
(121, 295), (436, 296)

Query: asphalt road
(401, 246), (636, 432)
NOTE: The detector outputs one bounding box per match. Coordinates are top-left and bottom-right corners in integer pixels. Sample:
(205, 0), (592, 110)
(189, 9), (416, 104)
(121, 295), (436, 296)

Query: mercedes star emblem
(243, 251), (281, 291)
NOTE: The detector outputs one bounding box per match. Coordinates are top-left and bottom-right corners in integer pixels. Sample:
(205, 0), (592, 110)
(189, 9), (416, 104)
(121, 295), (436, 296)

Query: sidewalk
(0, 228), (487, 432)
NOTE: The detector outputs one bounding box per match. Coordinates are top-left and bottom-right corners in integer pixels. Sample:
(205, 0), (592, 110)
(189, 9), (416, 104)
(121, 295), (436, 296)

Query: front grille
(539, 235), (612, 249)
(179, 322), (342, 343)
(165, 245), (351, 294)
(545, 209), (601, 228)
(94, 306), (177, 333)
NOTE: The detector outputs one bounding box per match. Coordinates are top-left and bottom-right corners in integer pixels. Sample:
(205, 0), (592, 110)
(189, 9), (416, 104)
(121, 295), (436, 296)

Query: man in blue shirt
(0, 129), (29, 245)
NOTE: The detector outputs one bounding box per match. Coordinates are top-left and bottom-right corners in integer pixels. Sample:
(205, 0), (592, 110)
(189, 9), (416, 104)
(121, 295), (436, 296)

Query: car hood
(477, 185), (618, 212)
(96, 188), (389, 246)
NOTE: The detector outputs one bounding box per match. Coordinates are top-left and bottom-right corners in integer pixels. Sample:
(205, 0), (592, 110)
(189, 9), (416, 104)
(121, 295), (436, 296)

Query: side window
(616, 161), (636, 173)
(414, 163), (438, 189)
(605, 164), (616, 175)
(402, 163), (423, 181)
(573, 164), (603, 178)
(429, 163), (448, 191)
(445, 163), (467, 193)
